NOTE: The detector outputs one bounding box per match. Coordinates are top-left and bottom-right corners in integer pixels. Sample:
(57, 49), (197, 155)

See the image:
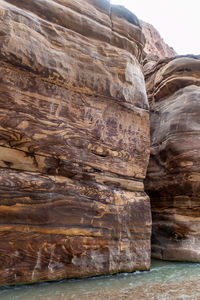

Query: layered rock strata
(0, 0), (151, 285)
(145, 55), (200, 261)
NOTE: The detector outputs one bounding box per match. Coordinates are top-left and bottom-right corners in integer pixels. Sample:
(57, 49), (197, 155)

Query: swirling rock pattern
(0, 0), (151, 285)
(145, 55), (200, 261)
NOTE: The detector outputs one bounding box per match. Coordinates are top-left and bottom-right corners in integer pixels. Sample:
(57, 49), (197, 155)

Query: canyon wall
(0, 0), (151, 285)
(145, 55), (200, 261)
(141, 20), (177, 59)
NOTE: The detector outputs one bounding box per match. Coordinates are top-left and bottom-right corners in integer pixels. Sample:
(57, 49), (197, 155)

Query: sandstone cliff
(141, 20), (177, 59)
(145, 55), (200, 261)
(0, 0), (151, 285)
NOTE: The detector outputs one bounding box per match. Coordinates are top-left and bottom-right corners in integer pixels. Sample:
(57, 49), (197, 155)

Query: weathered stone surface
(0, 0), (151, 285)
(141, 20), (177, 59)
(145, 55), (200, 261)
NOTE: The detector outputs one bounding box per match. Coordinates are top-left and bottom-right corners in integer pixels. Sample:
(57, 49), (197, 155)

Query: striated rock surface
(141, 20), (177, 59)
(145, 55), (200, 261)
(0, 0), (151, 285)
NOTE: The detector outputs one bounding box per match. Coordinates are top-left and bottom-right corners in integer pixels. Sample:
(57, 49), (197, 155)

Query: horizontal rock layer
(0, 0), (151, 285)
(145, 55), (200, 261)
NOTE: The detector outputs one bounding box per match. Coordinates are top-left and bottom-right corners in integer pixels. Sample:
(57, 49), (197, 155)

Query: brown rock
(145, 55), (200, 261)
(0, 0), (151, 285)
(141, 20), (177, 59)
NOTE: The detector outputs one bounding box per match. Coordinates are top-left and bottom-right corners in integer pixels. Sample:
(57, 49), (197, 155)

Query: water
(1, 259), (200, 300)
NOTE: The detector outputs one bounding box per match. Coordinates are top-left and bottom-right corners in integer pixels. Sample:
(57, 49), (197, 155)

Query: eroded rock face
(0, 0), (151, 285)
(141, 20), (177, 59)
(145, 55), (200, 261)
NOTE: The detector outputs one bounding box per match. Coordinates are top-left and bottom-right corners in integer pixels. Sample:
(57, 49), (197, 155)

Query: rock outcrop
(0, 0), (151, 285)
(141, 20), (177, 59)
(145, 55), (200, 261)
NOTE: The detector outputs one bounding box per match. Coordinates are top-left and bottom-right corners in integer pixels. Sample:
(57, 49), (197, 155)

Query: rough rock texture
(145, 55), (200, 261)
(0, 0), (151, 285)
(141, 20), (177, 59)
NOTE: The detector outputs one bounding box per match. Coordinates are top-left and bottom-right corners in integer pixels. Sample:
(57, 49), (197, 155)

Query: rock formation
(0, 0), (151, 285)
(145, 55), (200, 261)
(141, 20), (177, 59)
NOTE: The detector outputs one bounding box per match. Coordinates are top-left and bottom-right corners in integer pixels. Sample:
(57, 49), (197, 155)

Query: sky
(110, 0), (200, 55)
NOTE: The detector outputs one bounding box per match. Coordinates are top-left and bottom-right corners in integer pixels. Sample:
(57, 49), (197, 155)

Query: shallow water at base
(1, 259), (200, 300)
